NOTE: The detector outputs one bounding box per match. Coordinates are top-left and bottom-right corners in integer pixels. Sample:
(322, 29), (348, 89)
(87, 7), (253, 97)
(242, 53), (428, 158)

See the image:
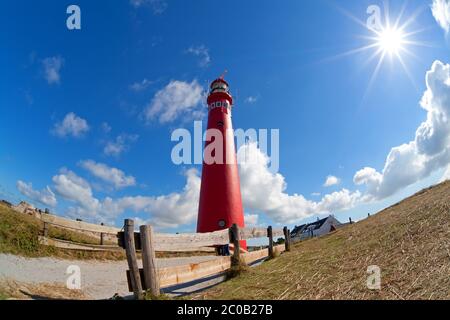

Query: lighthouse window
(211, 83), (229, 94)
(218, 220), (226, 228)
(212, 82), (227, 90)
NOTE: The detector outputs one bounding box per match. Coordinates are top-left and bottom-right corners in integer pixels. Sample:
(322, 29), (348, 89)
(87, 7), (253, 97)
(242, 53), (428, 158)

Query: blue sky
(1, 0), (449, 233)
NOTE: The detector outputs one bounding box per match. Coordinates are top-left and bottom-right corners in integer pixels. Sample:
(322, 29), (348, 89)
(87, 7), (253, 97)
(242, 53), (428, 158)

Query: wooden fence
(37, 212), (121, 248)
(40, 213), (121, 235)
(38, 235), (123, 252)
(38, 215), (213, 253)
(34, 213), (293, 299)
(119, 219), (292, 299)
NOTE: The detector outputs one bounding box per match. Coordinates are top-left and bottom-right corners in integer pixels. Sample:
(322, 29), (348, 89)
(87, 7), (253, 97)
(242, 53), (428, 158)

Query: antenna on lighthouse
(219, 69), (228, 79)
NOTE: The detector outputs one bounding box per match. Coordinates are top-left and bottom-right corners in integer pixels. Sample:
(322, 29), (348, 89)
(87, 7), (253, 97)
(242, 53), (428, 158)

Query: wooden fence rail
(157, 244), (287, 288)
(38, 236), (123, 252)
(118, 227), (286, 251)
(120, 219), (292, 299)
(40, 214), (120, 235)
(40, 213), (287, 253)
(39, 214), (120, 248)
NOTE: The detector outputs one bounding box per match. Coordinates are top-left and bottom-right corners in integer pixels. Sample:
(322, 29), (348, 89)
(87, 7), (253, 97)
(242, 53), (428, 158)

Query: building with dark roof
(291, 215), (343, 242)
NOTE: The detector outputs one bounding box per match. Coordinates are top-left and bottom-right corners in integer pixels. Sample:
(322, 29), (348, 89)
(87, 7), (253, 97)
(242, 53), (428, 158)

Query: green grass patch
(0, 204), (44, 256)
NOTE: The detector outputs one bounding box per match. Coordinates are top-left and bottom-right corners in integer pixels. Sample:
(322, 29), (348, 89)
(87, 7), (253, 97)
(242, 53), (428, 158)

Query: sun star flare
(334, 1), (428, 93)
(376, 27), (406, 55)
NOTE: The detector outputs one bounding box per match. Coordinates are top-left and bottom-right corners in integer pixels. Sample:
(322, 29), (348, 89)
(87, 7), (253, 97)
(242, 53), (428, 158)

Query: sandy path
(0, 253), (218, 299)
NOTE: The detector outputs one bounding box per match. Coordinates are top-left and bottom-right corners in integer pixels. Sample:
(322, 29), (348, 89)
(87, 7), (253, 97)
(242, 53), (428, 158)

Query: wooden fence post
(287, 229), (292, 249)
(124, 219), (143, 300)
(283, 226), (291, 252)
(43, 222), (49, 237)
(267, 226), (274, 258)
(140, 225), (160, 296)
(229, 224), (241, 267)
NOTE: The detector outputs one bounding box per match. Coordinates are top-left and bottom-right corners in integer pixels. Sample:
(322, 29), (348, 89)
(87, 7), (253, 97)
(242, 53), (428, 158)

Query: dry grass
(227, 259), (250, 279)
(0, 280), (88, 300)
(144, 291), (171, 300)
(191, 181), (450, 300)
(0, 288), (8, 300)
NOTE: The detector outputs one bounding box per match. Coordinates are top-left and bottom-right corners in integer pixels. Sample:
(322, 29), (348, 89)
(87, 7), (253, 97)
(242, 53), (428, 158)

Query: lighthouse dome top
(210, 78), (229, 94)
(207, 77), (233, 106)
(210, 78), (229, 87)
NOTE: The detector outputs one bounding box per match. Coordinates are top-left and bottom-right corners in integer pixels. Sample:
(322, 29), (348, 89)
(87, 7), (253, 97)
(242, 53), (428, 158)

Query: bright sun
(333, 2), (427, 94)
(377, 27), (405, 54)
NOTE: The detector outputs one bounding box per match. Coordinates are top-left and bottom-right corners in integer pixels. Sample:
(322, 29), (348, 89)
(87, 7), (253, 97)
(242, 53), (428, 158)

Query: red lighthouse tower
(197, 77), (246, 250)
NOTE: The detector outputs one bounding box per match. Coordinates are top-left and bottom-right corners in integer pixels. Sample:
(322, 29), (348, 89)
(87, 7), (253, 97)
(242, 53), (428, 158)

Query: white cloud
(52, 169), (98, 210)
(129, 0), (144, 7)
(316, 188), (361, 213)
(131, 217), (150, 230)
(440, 164), (450, 182)
(53, 168), (200, 227)
(186, 45), (211, 68)
(129, 79), (153, 92)
(129, 0), (167, 14)
(51, 169), (118, 224)
(432, 0), (450, 33)
(245, 96), (258, 104)
(101, 122), (112, 134)
(323, 175), (340, 187)
(144, 80), (204, 123)
(244, 214), (259, 227)
(238, 142), (361, 224)
(42, 56), (64, 84)
(79, 160), (136, 189)
(104, 134), (139, 157)
(16, 181), (57, 207)
(354, 60), (450, 200)
(135, 169), (201, 228)
(52, 113), (90, 138)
